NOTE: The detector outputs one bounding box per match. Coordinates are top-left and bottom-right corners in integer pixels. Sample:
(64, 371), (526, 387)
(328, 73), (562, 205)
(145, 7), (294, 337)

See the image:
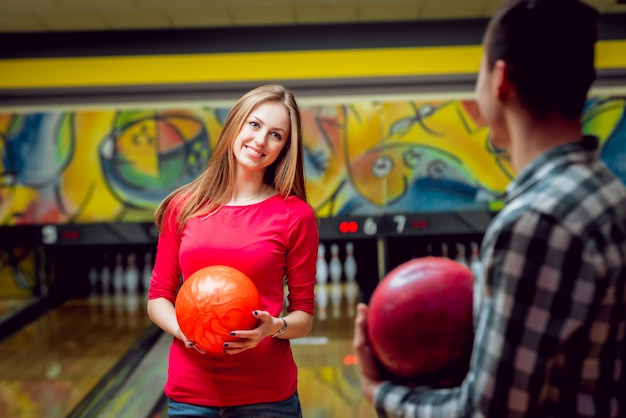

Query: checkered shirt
(374, 136), (626, 417)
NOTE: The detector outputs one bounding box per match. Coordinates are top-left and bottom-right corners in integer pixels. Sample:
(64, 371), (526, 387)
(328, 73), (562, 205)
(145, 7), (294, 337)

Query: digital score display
(319, 216), (382, 239)
(33, 213), (490, 244)
(320, 215), (436, 239)
(339, 221), (358, 234)
(41, 225), (82, 244)
(40, 223), (160, 245)
(383, 215), (431, 236)
(323, 215), (433, 238)
(61, 229), (81, 240)
(319, 213), (490, 239)
(383, 211), (493, 236)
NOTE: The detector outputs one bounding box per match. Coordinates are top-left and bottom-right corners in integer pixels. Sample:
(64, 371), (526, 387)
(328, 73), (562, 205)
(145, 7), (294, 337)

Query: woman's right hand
(148, 297), (207, 354)
(178, 328), (206, 354)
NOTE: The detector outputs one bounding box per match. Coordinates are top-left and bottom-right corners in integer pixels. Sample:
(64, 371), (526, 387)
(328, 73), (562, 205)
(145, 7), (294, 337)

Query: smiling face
(232, 100), (291, 175)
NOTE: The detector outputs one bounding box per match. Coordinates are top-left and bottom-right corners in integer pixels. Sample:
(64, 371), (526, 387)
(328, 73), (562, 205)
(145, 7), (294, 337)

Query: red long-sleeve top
(148, 194), (319, 407)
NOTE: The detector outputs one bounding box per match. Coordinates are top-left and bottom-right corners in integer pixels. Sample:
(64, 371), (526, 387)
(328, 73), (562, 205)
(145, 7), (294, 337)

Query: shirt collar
(503, 135), (599, 203)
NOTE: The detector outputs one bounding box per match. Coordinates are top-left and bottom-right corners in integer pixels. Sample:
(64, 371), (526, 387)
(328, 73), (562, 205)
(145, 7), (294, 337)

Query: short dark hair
(485, 0), (598, 119)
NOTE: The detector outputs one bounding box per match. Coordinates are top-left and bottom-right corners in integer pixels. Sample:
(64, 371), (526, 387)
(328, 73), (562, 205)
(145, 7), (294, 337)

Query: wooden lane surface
(93, 331), (169, 418)
(0, 293), (154, 418)
(292, 282), (377, 418)
(0, 282), (379, 418)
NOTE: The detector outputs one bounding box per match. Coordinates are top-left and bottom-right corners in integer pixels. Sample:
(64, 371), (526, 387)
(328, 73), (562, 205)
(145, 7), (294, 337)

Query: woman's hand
(147, 297), (206, 354)
(177, 328), (207, 354)
(221, 310), (281, 355)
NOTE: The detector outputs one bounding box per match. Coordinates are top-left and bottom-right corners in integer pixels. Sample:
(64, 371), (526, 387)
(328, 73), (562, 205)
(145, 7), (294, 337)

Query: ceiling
(0, 0), (625, 33)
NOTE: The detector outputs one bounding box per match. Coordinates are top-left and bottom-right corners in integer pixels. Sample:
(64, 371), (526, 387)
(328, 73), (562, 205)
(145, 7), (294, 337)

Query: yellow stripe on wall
(1, 40), (625, 90)
(596, 40), (626, 69)
(0, 45), (481, 89)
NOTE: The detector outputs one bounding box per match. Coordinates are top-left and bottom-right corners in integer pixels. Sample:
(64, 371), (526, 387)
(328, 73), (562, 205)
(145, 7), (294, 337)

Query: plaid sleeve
(374, 209), (591, 417)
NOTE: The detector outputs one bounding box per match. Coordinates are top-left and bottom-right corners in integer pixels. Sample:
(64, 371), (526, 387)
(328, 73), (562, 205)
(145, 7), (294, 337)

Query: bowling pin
(125, 253), (140, 294)
(316, 243), (329, 285)
(455, 243), (469, 267)
(143, 252), (153, 294)
(100, 255), (111, 296)
(329, 243), (342, 283)
(330, 281), (343, 319)
(88, 256), (98, 298)
(316, 283), (329, 321)
(112, 253), (125, 294)
(344, 242), (357, 282)
(470, 242), (482, 279)
(441, 242), (449, 258)
(345, 280), (359, 317)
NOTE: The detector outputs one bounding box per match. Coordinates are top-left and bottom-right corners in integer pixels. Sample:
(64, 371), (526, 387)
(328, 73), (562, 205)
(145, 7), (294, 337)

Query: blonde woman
(148, 84), (318, 417)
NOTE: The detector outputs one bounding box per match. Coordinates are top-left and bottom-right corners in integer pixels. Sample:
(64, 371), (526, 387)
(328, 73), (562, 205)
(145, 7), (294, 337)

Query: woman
(147, 84), (319, 417)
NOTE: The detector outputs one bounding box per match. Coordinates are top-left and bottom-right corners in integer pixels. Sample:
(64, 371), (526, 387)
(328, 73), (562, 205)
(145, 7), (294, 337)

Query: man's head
(475, 0), (598, 144)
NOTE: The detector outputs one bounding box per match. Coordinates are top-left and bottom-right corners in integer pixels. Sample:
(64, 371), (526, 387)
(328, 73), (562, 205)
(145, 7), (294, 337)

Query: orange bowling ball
(175, 265), (261, 352)
(367, 256), (474, 386)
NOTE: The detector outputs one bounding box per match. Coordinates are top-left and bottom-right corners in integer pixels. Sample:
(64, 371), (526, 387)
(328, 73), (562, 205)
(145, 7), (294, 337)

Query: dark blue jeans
(167, 391), (302, 418)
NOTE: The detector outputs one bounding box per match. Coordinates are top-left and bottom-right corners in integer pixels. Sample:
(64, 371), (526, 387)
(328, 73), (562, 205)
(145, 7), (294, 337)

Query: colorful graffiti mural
(1, 96), (624, 226)
(0, 248), (36, 298)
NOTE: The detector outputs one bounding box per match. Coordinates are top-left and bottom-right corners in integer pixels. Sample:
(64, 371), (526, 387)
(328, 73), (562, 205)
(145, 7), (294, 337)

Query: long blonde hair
(155, 84), (308, 232)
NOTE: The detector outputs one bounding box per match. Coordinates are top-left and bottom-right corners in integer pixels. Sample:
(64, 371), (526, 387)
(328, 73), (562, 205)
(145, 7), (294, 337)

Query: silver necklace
(233, 185), (268, 205)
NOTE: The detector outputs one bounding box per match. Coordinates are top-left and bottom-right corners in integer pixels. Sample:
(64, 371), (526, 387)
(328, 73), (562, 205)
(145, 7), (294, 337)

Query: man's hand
(353, 302), (384, 403)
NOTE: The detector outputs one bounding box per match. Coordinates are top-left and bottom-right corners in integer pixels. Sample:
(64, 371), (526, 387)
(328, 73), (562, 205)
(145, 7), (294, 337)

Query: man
(353, 0), (626, 416)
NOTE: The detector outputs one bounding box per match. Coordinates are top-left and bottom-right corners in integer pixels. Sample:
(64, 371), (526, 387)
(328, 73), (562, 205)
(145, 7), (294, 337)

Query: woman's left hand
(221, 310), (281, 354)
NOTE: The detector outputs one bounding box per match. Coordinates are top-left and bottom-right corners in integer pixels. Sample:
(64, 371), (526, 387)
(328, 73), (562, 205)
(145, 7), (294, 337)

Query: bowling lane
(0, 282), (378, 417)
(0, 294), (155, 418)
(292, 282), (377, 418)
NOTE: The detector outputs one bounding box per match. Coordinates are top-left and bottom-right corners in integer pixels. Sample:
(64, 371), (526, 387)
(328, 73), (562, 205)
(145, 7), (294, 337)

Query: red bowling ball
(367, 256), (474, 385)
(176, 265), (261, 353)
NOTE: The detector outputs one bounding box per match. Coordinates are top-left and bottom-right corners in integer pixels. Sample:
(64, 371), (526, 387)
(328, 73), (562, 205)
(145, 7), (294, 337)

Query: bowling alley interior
(1, 0), (626, 417)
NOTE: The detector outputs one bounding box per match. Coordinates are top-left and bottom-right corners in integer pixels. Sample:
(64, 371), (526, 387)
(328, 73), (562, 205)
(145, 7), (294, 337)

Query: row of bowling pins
(88, 252), (154, 296)
(430, 241), (482, 279)
(316, 242), (357, 285)
(315, 281), (360, 320)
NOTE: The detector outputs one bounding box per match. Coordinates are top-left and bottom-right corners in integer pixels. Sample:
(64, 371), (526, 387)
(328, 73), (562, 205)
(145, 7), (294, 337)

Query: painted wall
(0, 248), (36, 297)
(1, 95), (624, 226)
